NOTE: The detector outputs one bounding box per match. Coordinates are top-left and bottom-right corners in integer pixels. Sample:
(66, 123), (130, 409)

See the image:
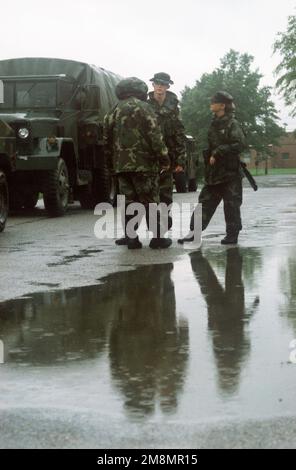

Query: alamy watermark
(289, 339), (296, 364)
(94, 195), (202, 248)
(0, 339), (4, 364)
(0, 80), (3, 104)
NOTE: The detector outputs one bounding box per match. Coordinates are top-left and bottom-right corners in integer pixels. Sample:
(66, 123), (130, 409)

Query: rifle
(203, 149), (258, 191)
(240, 161), (258, 191)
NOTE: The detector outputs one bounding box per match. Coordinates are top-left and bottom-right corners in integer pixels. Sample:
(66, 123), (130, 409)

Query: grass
(249, 168), (296, 176)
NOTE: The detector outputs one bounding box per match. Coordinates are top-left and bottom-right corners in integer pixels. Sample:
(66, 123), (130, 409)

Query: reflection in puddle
(0, 246), (296, 422)
(190, 249), (260, 395)
(109, 264), (188, 416)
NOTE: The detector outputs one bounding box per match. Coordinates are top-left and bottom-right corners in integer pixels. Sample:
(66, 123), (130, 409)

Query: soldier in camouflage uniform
(103, 77), (172, 249)
(148, 73), (186, 227)
(178, 91), (246, 245)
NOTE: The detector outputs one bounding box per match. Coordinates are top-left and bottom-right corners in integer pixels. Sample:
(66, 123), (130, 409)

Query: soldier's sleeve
(213, 120), (246, 158)
(142, 106), (170, 167)
(103, 112), (114, 173)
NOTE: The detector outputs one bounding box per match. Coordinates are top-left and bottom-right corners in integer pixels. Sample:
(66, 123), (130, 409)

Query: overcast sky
(1, 0), (296, 129)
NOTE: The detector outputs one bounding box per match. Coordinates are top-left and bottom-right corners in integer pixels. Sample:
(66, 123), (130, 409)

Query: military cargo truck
(0, 119), (15, 232)
(0, 58), (122, 216)
(174, 135), (198, 193)
(186, 135), (198, 192)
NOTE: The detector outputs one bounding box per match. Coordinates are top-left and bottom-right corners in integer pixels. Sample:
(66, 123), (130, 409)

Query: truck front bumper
(16, 155), (59, 171)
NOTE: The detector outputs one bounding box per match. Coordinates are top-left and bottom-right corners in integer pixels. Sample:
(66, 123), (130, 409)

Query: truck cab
(0, 58), (121, 216)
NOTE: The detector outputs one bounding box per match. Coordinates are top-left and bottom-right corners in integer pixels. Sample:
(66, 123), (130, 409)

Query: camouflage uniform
(199, 111), (246, 236)
(104, 79), (169, 206)
(179, 91), (246, 244)
(147, 89), (186, 206)
(103, 77), (170, 248)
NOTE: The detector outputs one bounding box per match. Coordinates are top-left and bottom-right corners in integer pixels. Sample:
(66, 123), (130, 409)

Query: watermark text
(0, 339), (4, 364)
(94, 195), (202, 248)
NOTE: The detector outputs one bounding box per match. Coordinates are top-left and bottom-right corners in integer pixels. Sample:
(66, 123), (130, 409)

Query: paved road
(0, 175), (296, 448)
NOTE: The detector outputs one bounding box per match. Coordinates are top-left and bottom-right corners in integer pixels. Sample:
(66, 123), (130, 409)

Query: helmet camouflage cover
(116, 77), (148, 100)
(211, 91), (234, 104)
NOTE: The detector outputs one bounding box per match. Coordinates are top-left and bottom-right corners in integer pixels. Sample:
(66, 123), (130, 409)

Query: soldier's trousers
(159, 170), (173, 230)
(159, 170), (173, 206)
(117, 172), (160, 237)
(190, 177), (242, 235)
(118, 172), (160, 206)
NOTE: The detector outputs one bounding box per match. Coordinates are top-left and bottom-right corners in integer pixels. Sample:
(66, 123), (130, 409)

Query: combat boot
(149, 237), (172, 249)
(146, 207), (172, 249)
(115, 207), (138, 246)
(221, 234), (238, 245)
(127, 236), (143, 250)
(115, 236), (128, 246)
(178, 209), (196, 244)
(177, 233), (194, 244)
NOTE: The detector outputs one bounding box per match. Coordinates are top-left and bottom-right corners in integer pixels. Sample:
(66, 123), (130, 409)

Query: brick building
(272, 132), (296, 168)
(245, 132), (296, 170)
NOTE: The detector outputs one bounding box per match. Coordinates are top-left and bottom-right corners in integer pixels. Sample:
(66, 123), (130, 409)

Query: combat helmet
(211, 91), (234, 104)
(116, 77), (148, 100)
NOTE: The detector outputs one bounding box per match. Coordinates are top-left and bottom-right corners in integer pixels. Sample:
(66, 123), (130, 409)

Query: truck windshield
(15, 81), (57, 108)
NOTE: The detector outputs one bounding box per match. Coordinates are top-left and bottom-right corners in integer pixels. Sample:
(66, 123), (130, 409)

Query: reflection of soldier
(103, 77), (171, 249)
(190, 248), (259, 395)
(109, 264), (189, 417)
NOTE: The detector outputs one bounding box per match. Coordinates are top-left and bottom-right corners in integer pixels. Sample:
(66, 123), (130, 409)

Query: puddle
(47, 249), (103, 267)
(1, 245), (296, 423)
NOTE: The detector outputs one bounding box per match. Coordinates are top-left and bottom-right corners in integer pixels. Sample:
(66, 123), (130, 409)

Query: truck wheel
(109, 175), (118, 207)
(79, 166), (113, 210)
(78, 185), (95, 210)
(43, 158), (69, 217)
(188, 178), (197, 192)
(174, 172), (188, 193)
(23, 191), (39, 209)
(9, 191), (23, 211)
(94, 166), (112, 203)
(111, 177), (120, 208)
(0, 171), (9, 232)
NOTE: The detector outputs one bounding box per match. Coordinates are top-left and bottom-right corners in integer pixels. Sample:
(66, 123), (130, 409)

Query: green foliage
(274, 14), (296, 116)
(181, 50), (284, 156)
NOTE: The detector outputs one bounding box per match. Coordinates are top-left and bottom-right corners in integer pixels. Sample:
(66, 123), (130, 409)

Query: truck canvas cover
(0, 57), (122, 121)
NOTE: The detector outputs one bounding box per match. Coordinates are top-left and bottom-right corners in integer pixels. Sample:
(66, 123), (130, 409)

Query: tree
(181, 50), (284, 157)
(274, 14), (296, 116)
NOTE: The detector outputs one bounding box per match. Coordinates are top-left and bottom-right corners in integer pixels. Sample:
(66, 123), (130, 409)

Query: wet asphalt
(0, 175), (296, 448)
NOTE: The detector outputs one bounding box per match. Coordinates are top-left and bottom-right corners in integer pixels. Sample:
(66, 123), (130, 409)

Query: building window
(282, 152), (290, 160)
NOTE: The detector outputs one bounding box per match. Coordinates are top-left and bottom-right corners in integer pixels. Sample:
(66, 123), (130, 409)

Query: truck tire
(188, 178), (197, 192)
(78, 184), (95, 210)
(9, 191), (23, 211)
(23, 191), (39, 209)
(109, 175), (118, 207)
(0, 170), (9, 232)
(43, 158), (69, 217)
(174, 172), (187, 193)
(95, 166), (112, 203)
(79, 166), (113, 210)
